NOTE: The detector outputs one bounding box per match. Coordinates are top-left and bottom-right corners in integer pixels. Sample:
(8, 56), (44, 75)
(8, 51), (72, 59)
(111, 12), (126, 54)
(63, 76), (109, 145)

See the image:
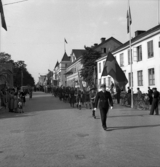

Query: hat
(100, 84), (106, 88)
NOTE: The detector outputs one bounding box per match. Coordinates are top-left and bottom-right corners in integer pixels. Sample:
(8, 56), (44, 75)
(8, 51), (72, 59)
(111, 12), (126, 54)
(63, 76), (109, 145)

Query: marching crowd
(52, 84), (159, 130)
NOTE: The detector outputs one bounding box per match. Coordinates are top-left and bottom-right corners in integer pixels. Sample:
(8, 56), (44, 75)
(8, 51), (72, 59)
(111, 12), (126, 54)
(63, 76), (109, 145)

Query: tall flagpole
(64, 39), (65, 53)
(128, 0), (133, 108)
(158, 0), (160, 25)
(0, 13), (1, 52)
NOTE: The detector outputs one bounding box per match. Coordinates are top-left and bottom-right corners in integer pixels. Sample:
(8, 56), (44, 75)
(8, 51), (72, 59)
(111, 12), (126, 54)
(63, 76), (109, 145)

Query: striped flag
(0, 0), (7, 31)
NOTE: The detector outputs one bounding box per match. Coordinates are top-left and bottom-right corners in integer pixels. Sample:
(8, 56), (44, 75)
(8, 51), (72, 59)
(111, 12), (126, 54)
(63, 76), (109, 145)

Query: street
(0, 91), (160, 167)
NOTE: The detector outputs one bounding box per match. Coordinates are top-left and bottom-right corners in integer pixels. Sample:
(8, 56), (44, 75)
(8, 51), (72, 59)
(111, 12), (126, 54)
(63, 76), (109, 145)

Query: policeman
(94, 84), (113, 130)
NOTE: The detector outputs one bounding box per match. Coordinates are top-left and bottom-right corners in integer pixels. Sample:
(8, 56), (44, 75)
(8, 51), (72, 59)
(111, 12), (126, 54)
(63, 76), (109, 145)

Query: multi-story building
(97, 25), (160, 93)
(54, 52), (70, 87)
(65, 49), (85, 88)
(65, 37), (122, 88)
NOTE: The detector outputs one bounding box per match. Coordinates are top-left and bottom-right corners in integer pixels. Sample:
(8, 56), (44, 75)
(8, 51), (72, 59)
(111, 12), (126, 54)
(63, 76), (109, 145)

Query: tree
(13, 61), (35, 87)
(0, 52), (11, 63)
(81, 46), (101, 88)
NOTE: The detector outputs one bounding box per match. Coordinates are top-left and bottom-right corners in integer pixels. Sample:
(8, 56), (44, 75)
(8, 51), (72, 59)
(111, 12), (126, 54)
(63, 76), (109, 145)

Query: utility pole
(21, 68), (23, 86)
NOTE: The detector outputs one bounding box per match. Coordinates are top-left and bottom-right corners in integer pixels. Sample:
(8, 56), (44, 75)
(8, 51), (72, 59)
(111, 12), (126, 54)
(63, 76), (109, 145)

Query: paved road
(0, 91), (160, 167)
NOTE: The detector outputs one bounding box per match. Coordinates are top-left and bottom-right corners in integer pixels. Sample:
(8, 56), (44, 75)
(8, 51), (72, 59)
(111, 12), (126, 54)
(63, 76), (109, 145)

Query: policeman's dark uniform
(94, 84), (113, 130)
(150, 88), (159, 115)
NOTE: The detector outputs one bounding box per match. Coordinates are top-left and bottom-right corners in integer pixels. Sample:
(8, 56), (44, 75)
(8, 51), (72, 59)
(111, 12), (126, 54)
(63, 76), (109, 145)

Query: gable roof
(93, 37), (123, 50)
(54, 61), (59, 68)
(71, 49), (86, 59)
(112, 24), (160, 54)
(61, 52), (70, 61)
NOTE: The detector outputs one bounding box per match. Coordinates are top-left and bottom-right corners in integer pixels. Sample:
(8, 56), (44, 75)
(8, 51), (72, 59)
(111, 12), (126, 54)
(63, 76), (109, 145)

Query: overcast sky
(1, 0), (159, 83)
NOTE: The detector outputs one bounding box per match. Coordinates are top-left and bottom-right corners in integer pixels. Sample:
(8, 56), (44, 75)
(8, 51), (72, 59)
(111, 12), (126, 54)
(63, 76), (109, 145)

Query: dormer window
(101, 48), (106, 53)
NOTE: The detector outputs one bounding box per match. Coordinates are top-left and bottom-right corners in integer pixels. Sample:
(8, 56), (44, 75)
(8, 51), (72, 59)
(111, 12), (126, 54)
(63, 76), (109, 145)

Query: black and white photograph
(0, 0), (160, 166)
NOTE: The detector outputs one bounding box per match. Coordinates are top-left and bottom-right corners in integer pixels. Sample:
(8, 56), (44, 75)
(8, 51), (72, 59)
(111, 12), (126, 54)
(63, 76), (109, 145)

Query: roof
(61, 52), (70, 61)
(112, 24), (160, 53)
(54, 61), (59, 68)
(72, 49), (86, 59)
(93, 37), (123, 50)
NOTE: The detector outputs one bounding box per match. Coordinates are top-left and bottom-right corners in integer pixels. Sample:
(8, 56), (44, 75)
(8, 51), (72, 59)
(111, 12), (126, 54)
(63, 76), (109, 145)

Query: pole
(0, 13), (1, 52)
(21, 69), (23, 86)
(64, 39), (66, 53)
(128, 0), (133, 108)
(158, 0), (160, 25)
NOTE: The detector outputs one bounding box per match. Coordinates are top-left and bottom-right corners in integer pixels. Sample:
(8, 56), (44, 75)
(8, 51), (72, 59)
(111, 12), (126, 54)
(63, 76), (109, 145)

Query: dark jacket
(95, 91), (113, 109)
(153, 91), (159, 99)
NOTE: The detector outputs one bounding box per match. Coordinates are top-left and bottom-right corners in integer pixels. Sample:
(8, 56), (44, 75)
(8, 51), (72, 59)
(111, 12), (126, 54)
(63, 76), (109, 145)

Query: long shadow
(94, 114), (149, 120)
(106, 124), (160, 131)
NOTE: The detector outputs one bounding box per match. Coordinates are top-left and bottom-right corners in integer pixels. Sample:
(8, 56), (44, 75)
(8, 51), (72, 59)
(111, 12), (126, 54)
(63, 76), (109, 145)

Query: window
(101, 48), (106, 53)
(137, 45), (142, 61)
(137, 70), (143, 86)
(147, 40), (154, 58)
(103, 78), (106, 85)
(99, 62), (101, 73)
(108, 77), (111, 87)
(128, 49), (132, 65)
(99, 79), (101, 88)
(120, 53), (124, 66)
(103, 61), (105, 69)
(148, 68), (155, 85)
(128, 72), (133, 87)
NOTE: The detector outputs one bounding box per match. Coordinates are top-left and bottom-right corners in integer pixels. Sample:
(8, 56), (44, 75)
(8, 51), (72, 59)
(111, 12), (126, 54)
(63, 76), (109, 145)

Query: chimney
(101, 37), (106, 43)
(135, 30), (146, 37)
(94, 43), (98, 46)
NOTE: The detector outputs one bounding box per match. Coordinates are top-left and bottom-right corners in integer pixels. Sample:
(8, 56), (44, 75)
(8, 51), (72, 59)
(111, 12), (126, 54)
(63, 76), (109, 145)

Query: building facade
(97, 25), (160, 93)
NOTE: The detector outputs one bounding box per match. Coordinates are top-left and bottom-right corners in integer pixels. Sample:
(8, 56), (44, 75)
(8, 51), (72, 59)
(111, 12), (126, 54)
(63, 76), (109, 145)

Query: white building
(97, 25), (160, 93)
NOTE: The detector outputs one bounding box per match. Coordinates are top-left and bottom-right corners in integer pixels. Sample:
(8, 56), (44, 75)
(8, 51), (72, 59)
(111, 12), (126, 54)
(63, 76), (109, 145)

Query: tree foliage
(81, 47), (101, 88)
(0, 53), (35, 87)
(0, 52), (12, 63)
(13, 61), (35, 87)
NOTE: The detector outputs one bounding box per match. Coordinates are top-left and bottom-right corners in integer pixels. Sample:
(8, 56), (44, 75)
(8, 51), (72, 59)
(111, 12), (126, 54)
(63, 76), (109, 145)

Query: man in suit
(150, 88), (159, 115)
(94, 84), (113, 130)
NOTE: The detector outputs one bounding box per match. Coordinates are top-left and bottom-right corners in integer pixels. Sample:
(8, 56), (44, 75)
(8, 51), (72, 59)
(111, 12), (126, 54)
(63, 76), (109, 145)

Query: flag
(101, 52), (128, 88)
(64, 38), (67, 44)
(0, 0), (7, 31)
(127, 6), (132, 33)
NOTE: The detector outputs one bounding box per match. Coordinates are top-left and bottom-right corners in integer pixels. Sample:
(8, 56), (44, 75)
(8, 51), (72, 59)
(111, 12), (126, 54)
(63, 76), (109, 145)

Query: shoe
(94, 116), (96, 119)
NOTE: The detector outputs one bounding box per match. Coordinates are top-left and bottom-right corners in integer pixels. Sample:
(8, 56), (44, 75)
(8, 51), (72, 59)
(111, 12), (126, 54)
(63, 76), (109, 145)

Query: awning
(65, 69), (73, 75)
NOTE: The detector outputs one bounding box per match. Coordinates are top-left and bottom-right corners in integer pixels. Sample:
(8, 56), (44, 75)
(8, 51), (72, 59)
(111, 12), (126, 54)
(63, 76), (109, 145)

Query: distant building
(65, 49), (85, 88)
(65, 37), (122, 88)
(53, 52), (70, 87)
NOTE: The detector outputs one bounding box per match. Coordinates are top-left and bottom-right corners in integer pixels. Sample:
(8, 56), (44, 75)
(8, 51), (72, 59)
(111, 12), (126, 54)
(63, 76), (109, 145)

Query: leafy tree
(81, 46), (101, 88)
(13, 61), (35, 87)
(0, 52), (12, 63)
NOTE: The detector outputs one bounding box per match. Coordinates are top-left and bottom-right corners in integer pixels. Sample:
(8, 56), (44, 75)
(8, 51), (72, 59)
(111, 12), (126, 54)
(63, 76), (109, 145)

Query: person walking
(94, 84), (113, 130)
(148, 87), (153, 106)
(150, 88), (159, 115)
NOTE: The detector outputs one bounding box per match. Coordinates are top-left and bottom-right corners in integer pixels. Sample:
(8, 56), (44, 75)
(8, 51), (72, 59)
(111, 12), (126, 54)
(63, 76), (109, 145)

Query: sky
(1, 0), (159, 83)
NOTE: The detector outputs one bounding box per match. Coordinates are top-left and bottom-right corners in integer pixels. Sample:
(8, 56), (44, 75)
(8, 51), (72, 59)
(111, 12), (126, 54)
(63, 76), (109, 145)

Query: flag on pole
(127, 6), (132, 33)
(101, 52), (128, 88)
(0, 0), (7, 31)
(64, 38), (67, 44)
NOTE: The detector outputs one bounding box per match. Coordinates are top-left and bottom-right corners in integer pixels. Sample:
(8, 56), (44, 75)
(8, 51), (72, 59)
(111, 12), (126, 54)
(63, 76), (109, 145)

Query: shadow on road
(107, 124), (160, 131)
